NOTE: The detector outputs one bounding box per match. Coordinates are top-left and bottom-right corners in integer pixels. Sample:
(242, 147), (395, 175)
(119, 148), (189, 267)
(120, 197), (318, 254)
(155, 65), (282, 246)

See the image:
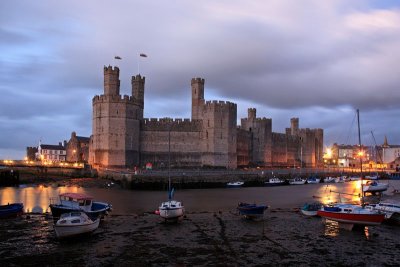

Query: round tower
(104, 66), (120, 96)
(191, 77), (205, 120)
(132, 74), (145, 113)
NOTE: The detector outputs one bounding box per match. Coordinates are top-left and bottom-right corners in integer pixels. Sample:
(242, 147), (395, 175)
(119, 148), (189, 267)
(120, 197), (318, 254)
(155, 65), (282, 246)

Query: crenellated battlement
(92, 94), (138, 104)
(104, 65), (119, 74)
(204, 100), (237, 109)
(191, 77), (205, 84)
(141, 117), (202, 132)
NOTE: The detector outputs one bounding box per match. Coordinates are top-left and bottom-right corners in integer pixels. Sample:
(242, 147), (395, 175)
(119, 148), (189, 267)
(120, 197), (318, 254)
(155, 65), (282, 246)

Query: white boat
(324, 176), (336, 183)
(227, 181), (244, 188)
(335, 176), (346, 183)
(156, 129), (185, 221)
(300, 202), (322, 216)
(366, 202), (400, 224)
(317, 110), (385, 230)
(54, 212), (100, 238)
(158, 199), (185, 220)
(365, 174), (379, 180)
(363, 181), (389, 193)
(264, 177), (286, 186)
(289, 177), (306, 185)
(348, 176), (361, 181)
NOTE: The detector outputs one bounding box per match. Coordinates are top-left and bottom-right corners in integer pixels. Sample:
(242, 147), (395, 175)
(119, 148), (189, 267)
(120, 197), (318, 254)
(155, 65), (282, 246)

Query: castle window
(206, 131), (208, 139)
(208, 120), (210, 127)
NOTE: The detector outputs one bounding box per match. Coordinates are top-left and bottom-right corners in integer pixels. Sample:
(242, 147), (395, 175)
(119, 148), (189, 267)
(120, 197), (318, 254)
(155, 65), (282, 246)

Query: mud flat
(1, 208), (400, 266)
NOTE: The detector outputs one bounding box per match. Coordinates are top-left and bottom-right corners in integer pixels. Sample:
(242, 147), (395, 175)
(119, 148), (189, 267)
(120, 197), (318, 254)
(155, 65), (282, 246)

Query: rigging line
(343, 111), (357, 145)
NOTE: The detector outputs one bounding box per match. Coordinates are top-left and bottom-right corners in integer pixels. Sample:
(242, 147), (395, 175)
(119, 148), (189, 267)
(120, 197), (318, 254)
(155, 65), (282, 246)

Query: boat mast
(168, 125), (171, 200)
(357, 109), (364, 205)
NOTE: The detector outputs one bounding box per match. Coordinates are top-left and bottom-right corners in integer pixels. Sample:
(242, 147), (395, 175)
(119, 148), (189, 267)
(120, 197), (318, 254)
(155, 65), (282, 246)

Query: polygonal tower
(191, 78), (205, 120)
(89, 66), (142, 168)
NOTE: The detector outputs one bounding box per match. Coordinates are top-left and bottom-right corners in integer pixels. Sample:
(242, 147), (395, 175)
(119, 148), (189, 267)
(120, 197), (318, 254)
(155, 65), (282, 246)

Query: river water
(1, 180), (399, 215)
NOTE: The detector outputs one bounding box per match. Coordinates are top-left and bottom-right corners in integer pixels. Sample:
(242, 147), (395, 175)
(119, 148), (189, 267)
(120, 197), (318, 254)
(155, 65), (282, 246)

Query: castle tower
(132, 74), (145, 115)
(90, 66), (141, 168)
(201, 100), (237, 169)
(248, 108), (256, 121)
(290, 118), (299, 136)
(104, 66), (120, 96)
(191, 78), (205, 120)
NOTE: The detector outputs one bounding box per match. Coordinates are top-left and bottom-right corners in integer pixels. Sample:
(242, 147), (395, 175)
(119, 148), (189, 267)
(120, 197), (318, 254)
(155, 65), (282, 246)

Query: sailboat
(156, 126), (185, 221)
(317, 109), (385, 230)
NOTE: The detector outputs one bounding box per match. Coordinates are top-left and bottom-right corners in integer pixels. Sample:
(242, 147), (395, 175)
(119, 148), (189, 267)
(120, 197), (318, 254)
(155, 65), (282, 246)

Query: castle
(89, 66), (324, 169)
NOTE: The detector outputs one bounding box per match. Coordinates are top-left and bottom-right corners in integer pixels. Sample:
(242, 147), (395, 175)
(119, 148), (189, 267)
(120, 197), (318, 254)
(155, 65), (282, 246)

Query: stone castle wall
(139, 118), (202, 168)
(90, 65), (324, 169)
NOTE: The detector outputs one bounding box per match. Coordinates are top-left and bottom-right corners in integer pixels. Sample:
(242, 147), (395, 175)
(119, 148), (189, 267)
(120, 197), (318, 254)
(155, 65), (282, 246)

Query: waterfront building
(89, 66), (324, 169)
(38, 142), (66, 163)
(66, 132), (90, 163)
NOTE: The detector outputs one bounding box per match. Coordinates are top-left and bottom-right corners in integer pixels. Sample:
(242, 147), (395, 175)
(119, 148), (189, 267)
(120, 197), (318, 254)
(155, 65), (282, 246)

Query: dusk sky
(1, 0), (400, 159)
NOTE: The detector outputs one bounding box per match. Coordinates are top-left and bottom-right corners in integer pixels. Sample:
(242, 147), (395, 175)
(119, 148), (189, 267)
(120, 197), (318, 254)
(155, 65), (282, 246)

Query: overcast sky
(1, 0), (400, 159)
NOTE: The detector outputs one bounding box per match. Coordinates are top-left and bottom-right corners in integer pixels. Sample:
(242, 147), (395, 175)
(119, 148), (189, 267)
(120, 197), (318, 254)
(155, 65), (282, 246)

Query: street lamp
(73, 149), (77, 165)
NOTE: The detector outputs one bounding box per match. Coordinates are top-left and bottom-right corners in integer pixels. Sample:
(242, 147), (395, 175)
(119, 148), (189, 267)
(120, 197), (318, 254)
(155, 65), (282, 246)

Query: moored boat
(323, 176), (336, 183)
(0, 203), (24, 218)
(365, 202), (400, 224)
(300, 202), (322, 216)
(306, 177), (320, 184)
(317, 203), (385, 228)
(317, 110), (385, 230)
(237, 202), (268, 219)
(227, 181), (244, 188)
(264, 177), (286, 186)
(289, 177), (306, 185)
(54, 211), (100, 238)
(49, 193), (112, 221)
(157, 199), (185, 221)
(363, 181), (389, 193)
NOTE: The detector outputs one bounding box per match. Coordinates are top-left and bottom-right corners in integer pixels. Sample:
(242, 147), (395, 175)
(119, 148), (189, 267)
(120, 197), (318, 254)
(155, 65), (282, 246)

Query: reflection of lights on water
(364, 227), (370, 240)
(323, 219), (371, 239)
(324, 219), (339, 237)
(0, 186), (86, 214)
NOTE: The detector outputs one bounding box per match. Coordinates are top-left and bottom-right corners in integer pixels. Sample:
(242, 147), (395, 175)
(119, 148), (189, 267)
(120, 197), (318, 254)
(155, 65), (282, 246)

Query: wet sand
(1, 208), (400, 266)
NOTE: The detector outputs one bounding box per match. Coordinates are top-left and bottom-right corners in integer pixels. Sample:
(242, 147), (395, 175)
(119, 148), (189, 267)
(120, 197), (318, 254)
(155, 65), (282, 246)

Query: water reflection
(323, 219), (371, 239)
(314, 181), (362, 205)
(323, 219), (339, 237)
(0, 185), (86, 213)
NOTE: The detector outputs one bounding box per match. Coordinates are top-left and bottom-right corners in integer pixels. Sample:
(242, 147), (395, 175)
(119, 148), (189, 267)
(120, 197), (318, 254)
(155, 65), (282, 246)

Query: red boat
(317, 204), (385, 226)
(318, 110), (385, 230)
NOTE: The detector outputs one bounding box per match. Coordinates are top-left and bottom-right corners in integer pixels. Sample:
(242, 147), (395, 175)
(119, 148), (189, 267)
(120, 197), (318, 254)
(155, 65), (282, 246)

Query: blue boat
(49, 193), (112, 221)
(0, 203), (24, 218)
(237, 202), (268, 219)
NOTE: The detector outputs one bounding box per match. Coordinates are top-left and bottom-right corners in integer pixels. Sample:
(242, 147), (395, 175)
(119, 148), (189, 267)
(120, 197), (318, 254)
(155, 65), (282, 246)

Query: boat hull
(158, 200), (185, 220)
(0, 203), (24, 219)
(50, 202), (111, 221)
(317, 210), (385, 226)
(54, 219), (100, 238)
(159, 207), (184, 220)
(237, 203), (267, 218)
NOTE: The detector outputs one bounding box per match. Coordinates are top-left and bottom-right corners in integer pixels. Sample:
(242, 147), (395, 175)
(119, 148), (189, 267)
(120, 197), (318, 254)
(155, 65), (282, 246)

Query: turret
(248, 108), (256, 121)
(104, 66), (120, 96)
(191, 77), (205, 120)
(132, 74), (145, 109)
(290, 118), (299, 135)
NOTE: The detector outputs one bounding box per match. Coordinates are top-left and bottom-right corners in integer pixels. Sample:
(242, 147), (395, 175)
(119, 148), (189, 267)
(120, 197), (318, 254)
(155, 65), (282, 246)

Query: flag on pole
(139, 53), (147, 58)
(114, 56), (122, 60)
